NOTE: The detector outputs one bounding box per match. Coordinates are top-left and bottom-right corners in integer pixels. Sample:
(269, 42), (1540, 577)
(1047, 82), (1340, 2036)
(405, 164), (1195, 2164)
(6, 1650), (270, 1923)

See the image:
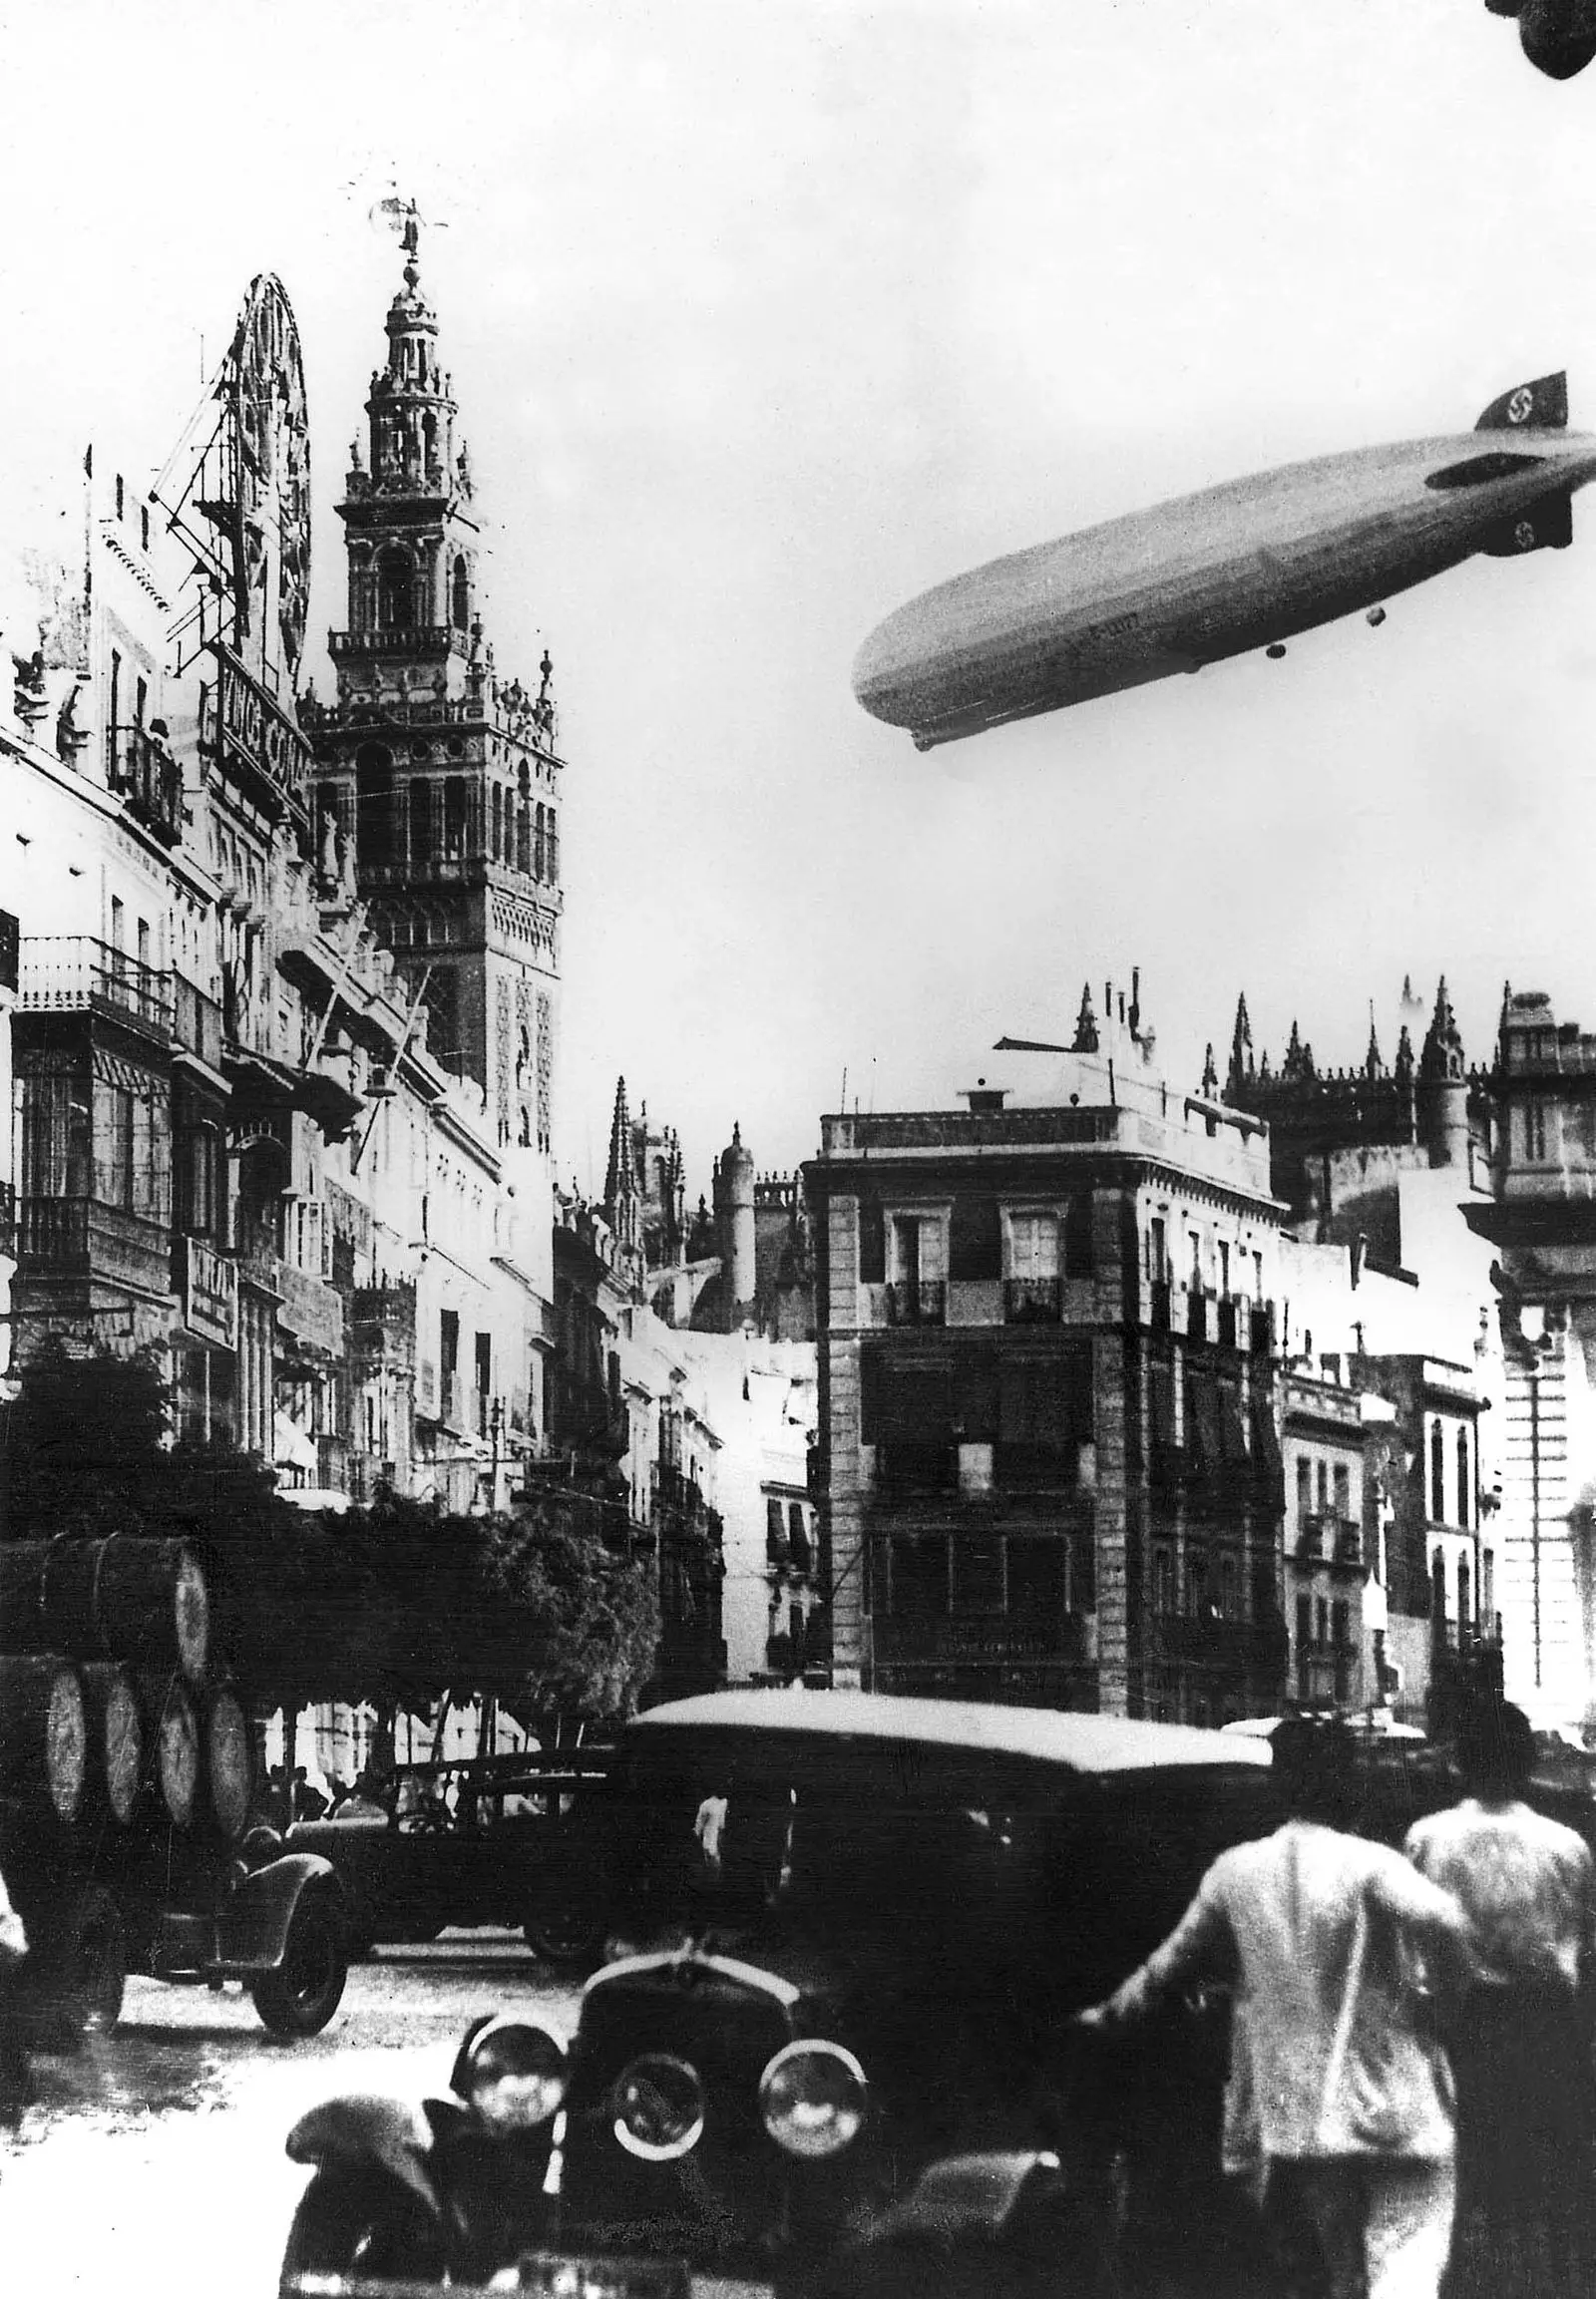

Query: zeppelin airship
(853, 371), (1596, 749)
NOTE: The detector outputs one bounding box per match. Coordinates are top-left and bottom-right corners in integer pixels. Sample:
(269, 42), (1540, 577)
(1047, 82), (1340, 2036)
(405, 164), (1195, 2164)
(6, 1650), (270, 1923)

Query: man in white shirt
(1407, 1699), (1596, 2296)
(1074, 1721), (1471, 2299)
(0, 1862), (30, 2126)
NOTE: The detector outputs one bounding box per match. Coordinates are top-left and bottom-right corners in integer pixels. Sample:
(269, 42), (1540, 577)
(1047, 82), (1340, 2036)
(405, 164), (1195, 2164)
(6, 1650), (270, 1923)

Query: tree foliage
(1, 1341), (658, 1715)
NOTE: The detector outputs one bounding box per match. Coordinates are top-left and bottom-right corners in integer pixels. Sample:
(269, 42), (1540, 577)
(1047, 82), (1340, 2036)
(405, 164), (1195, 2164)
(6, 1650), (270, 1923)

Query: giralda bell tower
(314, 213), (563, 1171)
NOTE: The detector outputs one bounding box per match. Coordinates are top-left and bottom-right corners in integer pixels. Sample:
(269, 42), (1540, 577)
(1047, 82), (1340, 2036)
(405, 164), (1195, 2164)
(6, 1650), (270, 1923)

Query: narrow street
(1, 1932), (583, 2299)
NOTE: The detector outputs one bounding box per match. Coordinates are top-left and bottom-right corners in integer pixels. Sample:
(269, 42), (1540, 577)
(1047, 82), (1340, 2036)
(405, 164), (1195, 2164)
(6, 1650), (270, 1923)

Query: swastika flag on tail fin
(1476, 371), (1568, 431)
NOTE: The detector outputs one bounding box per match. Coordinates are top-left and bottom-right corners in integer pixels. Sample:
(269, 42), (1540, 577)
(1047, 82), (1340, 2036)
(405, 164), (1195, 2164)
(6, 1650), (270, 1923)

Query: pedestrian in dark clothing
(1406, 1699), (1596, 2299)
(1074, 1719), (1471, 2299)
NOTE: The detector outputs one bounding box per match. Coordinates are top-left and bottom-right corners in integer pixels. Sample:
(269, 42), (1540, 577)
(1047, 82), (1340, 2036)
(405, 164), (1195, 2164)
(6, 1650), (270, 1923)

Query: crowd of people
(1076, 1699), (1596, 2299)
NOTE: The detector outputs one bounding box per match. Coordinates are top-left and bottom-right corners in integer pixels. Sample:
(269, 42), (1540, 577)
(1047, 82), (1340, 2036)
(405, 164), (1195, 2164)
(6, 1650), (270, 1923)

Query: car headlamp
(454, 2017), (568, 2131)
(758, 2040), (868, 2158)
(611, 2053), (706, 2160)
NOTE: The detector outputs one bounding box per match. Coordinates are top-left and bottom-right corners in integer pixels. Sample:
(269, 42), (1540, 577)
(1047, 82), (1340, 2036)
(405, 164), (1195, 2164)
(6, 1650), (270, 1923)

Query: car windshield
(605, 1726), (1071, 1974)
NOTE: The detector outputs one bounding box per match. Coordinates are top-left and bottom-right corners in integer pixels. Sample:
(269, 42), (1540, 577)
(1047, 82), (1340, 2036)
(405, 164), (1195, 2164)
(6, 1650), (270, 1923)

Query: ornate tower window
(356, 744), (396, 871)
(451, 554), (470, 631)
(377, 547), (412, 630)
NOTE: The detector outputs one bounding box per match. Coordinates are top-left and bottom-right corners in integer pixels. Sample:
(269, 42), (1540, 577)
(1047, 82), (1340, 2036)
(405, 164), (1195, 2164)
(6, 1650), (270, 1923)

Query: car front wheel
(250, 1897), (348, 2038)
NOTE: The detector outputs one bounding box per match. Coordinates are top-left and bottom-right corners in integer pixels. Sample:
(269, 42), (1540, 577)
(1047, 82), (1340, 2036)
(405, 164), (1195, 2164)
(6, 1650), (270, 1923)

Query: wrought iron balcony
(173, 973), (223, 1067)
(110, 727), (185, 847)
(885, 1278), (946, 1327)
(1003, 1275), (1061, 1324)
(18, 937), (172, 1039)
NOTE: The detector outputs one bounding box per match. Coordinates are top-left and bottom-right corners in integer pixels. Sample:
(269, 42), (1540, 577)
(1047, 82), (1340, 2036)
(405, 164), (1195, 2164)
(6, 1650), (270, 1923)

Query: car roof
(630, 1689), (1273, 1774)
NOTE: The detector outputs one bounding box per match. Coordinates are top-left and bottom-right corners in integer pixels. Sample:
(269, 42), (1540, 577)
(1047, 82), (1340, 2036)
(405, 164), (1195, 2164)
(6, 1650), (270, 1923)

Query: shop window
(1009, 1537), (1067, 1625)
(952, 1535), (1003, 1615)
(891, 1535), (949, 1618)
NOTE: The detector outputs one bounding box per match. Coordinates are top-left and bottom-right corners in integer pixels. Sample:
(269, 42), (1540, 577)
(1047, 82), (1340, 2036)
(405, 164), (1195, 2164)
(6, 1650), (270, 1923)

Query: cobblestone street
(1, 1933), (582, 2299)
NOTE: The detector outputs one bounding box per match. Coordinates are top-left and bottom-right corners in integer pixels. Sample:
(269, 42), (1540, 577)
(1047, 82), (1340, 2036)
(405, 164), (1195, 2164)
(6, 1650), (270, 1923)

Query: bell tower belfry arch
(312, 212), (564, 1168)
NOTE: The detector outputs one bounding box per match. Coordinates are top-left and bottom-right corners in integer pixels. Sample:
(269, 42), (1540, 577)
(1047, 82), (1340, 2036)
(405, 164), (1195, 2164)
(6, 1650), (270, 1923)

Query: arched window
(547, 808), (559, 883)
(534, 803), (546, 882)
(355, 744), (395, 871)
(517, 767), (531, 875)
(1431, 1550), (1448, 1644)
(451, 555), (470, 631)
(1456, 1427), (1470, 1530)
(443, 777), (467, 859)
(491, 784), (503, 862)
(1153, 1549), (1172, 1614)
(377, 549), (412, 631)
(409, 776), (432, 864)
(1457, 1552), (1471, 1639)
(1430, 1421), (1446, 1523)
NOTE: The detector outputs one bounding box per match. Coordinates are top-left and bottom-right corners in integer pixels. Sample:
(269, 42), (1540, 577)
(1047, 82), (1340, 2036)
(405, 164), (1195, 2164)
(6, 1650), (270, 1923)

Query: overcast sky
(3, 1), (1594, 1197)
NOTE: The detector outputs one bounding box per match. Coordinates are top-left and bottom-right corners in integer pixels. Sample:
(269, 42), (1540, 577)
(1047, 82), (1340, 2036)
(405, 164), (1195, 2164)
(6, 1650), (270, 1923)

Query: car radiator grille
(562, 1972), (792, 2266)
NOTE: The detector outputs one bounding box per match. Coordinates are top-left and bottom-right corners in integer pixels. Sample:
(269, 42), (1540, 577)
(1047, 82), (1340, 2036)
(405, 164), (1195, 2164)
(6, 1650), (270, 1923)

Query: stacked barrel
(0, 1536), (255, 2035)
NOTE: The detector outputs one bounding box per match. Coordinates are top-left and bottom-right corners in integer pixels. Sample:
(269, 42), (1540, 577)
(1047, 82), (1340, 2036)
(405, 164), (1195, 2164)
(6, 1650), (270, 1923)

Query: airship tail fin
(1480, 489), (1574, 557)
(1475, 371), (1568, 431)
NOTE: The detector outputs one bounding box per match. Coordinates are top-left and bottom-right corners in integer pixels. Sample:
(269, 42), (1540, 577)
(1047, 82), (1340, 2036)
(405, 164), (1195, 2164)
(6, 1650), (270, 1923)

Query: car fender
(214, 1852), (343, 1972)
(872, 2151), (1066, 2245)
(285, 2093), (444, 2217)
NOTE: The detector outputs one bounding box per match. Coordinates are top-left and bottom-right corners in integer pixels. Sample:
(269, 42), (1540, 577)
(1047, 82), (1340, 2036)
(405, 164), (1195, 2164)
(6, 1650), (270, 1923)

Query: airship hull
(855, 425), (1596, 747)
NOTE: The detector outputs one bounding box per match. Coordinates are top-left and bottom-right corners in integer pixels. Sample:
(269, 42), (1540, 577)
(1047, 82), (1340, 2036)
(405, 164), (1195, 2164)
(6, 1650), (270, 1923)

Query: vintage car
(281, 1688), (1286, 2299)
(277, 1747), (613, 1964)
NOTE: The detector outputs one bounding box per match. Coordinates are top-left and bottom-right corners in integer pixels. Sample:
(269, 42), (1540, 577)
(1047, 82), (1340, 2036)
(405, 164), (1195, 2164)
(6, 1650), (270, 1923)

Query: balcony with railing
(17, 938), (172, 1041)
(328, 624), (468, 661)
(274, 1257), (345, 1362)
(16, 1193), (171, 1297)
(109, 727), (185, 848)
(1003, 1275), (1061, 1325)
(885, 1278), (946, 1327)
(173, 974), (223, 1069)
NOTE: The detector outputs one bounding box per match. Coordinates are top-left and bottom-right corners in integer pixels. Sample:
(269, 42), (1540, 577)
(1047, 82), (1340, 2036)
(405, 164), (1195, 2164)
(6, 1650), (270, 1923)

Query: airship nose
(851, 603), (922, 728)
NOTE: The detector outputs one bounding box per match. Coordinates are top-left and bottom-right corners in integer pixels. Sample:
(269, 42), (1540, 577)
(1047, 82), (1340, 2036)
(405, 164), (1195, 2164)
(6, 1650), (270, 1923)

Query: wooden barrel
(139, 1673), (200, 1829)
(1, 1538), (210, 1682)
(79, 1661), (144, 1827)
(0, 1656), (87, 1821)
(200, 1686), (254, 1841)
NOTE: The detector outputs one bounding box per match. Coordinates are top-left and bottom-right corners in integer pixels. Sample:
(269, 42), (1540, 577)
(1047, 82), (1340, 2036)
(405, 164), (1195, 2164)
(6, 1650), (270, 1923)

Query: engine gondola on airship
(853, 371), (1596, 749)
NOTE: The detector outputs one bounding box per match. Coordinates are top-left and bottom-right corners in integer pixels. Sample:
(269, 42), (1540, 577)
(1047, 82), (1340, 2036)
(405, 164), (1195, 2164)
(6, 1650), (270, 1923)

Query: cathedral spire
(1281, 1018), (1316, 1084)
(1071, 980), (1099, 1054)
(1200, 1043), (1219, 1098)
(1226, 991), (1255, 1102)
(1364, 998), (1384, 1079)
(603, 1076), (642, 1267)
